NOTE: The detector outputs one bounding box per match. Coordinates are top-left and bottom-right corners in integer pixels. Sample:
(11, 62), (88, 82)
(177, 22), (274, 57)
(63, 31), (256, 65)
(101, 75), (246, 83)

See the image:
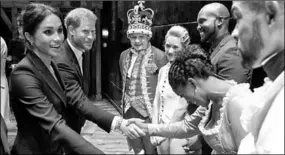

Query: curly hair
(168, 44), (215, 90)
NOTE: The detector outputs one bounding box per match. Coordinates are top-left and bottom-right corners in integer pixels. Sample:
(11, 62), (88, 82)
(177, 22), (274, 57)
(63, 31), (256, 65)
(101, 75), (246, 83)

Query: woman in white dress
(151, 26), (201, 154)
(1, 37), (10, 124)
(131, 45), (252, 154)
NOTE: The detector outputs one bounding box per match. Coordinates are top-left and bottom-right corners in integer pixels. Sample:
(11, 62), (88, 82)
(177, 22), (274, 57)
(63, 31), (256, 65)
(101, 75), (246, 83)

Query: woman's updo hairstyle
(168, 44), (215, 90)
(21, 3), (62, 48)
(165, 25), (191, 49)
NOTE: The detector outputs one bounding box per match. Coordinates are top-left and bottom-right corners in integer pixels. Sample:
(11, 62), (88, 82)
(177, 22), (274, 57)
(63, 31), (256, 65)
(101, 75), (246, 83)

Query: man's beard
(240, 20), (264, 69)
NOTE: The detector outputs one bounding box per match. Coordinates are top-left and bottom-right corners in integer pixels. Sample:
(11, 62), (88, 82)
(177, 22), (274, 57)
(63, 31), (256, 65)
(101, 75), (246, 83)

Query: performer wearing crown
(119, 1), (167, 154)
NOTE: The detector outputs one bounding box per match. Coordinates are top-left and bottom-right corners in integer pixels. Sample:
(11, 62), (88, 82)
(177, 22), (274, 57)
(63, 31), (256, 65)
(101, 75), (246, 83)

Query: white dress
(1, 37), (10, 123)
(152, 63), (195, 154)
(152, 63), (187, 125)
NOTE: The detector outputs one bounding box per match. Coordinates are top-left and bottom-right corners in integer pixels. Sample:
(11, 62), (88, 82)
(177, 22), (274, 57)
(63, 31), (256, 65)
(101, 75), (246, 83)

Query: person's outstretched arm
(56, 61), (145, 139)
(11, 69), (105, 154)
(131, 106), (206, 139)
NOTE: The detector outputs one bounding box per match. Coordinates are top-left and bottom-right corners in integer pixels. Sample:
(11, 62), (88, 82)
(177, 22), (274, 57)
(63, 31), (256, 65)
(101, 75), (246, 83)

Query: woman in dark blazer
(10, 3), (106, 154)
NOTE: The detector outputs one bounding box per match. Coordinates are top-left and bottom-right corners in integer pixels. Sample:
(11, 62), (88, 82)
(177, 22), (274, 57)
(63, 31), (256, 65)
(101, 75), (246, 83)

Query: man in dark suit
(54, 7), (144, 142)
(197, 3), (251, 83)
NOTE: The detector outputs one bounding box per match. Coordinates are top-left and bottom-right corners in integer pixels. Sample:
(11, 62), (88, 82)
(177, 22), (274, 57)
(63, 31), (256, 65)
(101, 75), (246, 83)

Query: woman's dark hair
(168, 44), (215, 90)
(21, 3), (62, 40)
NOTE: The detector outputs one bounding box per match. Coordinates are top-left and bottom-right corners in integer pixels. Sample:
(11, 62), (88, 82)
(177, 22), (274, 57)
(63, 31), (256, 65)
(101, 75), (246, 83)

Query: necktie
(81, 52), (85, 76)
(81, 52), (89, 94)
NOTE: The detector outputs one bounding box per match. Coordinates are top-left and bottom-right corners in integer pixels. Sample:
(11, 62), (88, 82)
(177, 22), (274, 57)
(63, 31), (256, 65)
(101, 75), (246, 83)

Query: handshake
(118, 118), (167, 146)
(117, 118), (149, 139)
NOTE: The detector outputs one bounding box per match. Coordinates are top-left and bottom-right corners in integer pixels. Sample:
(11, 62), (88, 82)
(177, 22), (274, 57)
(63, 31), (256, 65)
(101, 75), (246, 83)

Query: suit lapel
(210, 35), (232, 60)
(27, 52), (67, 107)
(121, 49), (132, 114)
(63, 41), (84, 85)
(51, 61), (66, 92)
(124, 49), (132, 78)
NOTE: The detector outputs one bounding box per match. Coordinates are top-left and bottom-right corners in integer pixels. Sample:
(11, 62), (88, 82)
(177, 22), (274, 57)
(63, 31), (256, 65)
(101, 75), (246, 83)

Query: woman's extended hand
(126, 118), (149, 133)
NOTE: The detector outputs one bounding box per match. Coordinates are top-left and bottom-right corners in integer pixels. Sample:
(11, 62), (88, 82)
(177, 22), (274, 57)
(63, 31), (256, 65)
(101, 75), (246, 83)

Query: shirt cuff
(147, 124), (157, 136)
(111, 116), (121, 131)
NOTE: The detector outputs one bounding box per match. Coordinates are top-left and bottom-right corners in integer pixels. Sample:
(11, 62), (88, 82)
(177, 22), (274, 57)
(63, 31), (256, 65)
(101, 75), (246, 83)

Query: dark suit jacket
(0, 116), (10, 155)
(210, 34), (251, 83)
(10, 51), (105, 154)
(54, 40), (114, 134)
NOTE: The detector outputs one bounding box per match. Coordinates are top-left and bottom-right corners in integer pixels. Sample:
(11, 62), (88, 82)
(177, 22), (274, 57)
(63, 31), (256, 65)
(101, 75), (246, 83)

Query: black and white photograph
(0, 0), (284, 154)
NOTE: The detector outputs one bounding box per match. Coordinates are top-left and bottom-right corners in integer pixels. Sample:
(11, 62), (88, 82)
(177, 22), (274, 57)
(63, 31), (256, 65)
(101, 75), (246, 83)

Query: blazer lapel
(51, 61), (66, 92)
(210, 35), (232, 60)
(63, 41), (84, 85)
(27, 52), (67, 107)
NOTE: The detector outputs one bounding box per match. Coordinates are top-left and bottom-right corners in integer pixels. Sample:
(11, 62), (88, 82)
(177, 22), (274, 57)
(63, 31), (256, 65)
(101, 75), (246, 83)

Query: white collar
(261, 52), (278, 66)
(67, 38), (84, 61)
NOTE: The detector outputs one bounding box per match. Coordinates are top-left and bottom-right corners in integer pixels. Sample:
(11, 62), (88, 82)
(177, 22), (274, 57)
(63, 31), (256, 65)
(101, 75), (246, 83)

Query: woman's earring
(28, 40), (33, 45)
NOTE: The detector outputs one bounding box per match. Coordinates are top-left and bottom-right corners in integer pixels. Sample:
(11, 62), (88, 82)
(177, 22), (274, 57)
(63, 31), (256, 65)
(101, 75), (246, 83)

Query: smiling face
(197, 10), (217, 43)
(165, 36), (183, 63)
(128, 33), (150, 52)
(30, 13), (64, 57)
(70, 17), (96, 51)
(231, 1), (284, 68)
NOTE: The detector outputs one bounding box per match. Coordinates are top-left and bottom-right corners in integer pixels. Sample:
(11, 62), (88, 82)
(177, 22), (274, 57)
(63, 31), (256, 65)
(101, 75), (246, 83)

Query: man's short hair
(64, 8), (97, 29)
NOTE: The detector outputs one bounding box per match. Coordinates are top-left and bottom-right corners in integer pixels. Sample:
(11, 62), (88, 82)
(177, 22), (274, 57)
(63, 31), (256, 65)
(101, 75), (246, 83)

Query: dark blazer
(54, 40), (115, 133)
(210, 34), (251, 83)
(10, 51), (106, 154)
(0, 116), (10, 155)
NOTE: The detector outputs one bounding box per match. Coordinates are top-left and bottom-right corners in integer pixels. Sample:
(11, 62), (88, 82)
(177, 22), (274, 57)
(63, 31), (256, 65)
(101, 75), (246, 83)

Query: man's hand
(119, 119), (146, 139)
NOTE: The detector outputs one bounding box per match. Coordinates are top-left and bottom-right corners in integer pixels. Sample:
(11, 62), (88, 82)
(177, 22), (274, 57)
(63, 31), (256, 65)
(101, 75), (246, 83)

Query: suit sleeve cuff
(111, 116), (121, 131)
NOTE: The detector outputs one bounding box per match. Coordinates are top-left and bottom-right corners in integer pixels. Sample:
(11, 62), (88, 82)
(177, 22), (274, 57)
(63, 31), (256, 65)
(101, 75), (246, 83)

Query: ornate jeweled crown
(127, 1), (154, 37)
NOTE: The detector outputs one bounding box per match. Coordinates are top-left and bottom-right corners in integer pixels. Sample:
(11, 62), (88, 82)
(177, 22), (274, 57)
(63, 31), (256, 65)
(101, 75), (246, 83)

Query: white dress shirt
(67, 39), (84, 74)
